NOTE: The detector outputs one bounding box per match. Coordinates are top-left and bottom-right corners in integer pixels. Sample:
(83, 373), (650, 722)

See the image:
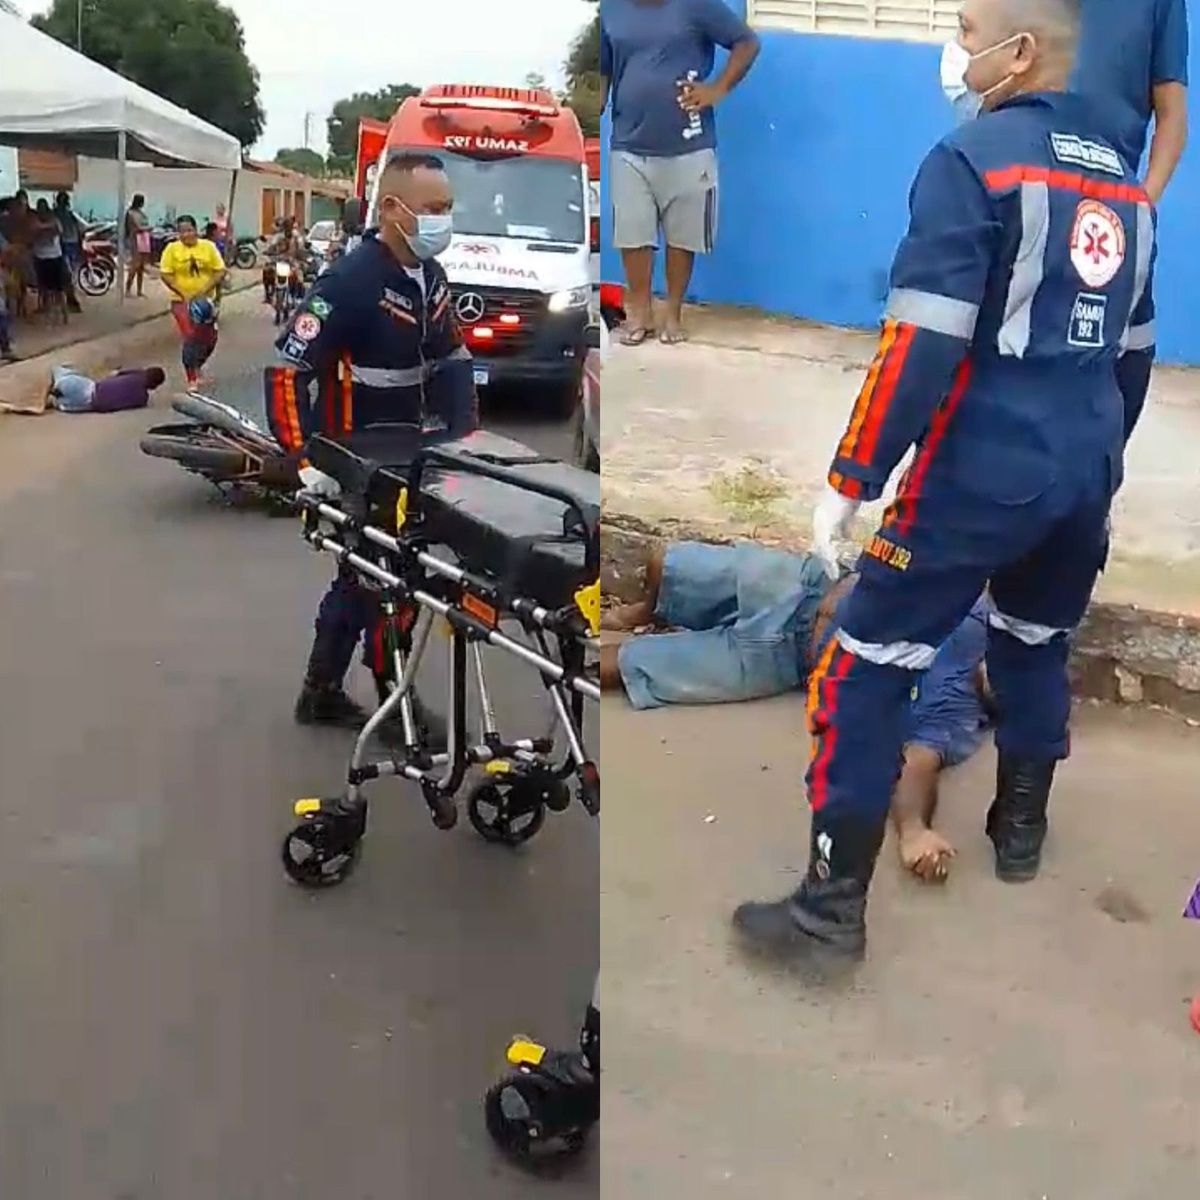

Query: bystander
(602, 0), (759, 345)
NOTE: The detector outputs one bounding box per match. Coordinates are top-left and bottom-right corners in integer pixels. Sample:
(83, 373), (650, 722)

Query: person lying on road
(601, 540), (993, 880)
(46, 364), (166, 413)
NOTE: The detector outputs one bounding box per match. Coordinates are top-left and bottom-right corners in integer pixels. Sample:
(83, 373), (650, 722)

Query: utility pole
(76, 0), (83, 49)
(303, 112), (313, 151)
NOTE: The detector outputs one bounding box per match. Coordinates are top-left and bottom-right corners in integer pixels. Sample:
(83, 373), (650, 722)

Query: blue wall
(599, 8), (1200, 365)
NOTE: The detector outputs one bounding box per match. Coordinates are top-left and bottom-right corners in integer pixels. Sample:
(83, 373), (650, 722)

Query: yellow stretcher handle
(574, 580), (600, 636)
(507, 1039), (547, 1067)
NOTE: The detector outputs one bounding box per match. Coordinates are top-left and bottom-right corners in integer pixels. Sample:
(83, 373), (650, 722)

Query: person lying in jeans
(601, 541), (994, 881)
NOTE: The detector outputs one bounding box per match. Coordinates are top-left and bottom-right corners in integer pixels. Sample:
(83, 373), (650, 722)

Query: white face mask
(940, 34), (1027, 121)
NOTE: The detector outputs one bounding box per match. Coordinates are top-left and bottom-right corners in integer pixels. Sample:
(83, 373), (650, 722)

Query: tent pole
(226, 166), (240, 262)
(116, 129), (127, 307)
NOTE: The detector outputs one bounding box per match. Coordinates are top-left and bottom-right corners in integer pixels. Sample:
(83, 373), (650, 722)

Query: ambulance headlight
(547, 287), (590, 313)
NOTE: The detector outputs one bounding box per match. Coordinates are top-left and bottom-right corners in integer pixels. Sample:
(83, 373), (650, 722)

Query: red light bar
(421, 95), (560, 119)
(498, 314), (520, 326)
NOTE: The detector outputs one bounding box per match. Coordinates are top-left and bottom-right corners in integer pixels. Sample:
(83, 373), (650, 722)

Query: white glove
(297, 465), (341, 498)
(812, 485), (861, 580)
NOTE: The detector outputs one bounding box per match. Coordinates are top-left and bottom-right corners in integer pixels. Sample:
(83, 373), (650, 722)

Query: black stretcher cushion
(305, 427), (600, 611)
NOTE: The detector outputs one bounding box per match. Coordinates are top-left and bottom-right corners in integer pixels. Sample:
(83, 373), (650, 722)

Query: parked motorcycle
(234, 236), (263, 270)
(75, 230), (118, 297)
(139, 392), (297, 506)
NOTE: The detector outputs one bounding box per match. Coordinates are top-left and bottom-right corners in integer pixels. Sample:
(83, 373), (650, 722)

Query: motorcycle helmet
(598, 283), (625, 331)
(188, 297), (216, 326)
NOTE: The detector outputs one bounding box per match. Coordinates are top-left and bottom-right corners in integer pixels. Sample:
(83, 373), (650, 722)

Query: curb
(601, 511), (1200, 721)
(0, 276), (258, 377)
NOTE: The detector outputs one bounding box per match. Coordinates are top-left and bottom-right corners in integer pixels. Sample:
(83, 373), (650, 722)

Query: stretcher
(281, 424), (601, 887)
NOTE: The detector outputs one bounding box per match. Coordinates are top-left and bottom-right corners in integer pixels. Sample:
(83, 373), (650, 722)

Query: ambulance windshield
(396, 149), (586, 245)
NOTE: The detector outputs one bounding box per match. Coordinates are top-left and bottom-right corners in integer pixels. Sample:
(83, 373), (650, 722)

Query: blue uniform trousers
(806, 467), (1112, 823)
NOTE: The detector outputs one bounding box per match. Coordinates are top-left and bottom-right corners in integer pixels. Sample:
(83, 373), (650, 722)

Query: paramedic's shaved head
(377, 153), (453, 265)
(959, 0), (1080, 100)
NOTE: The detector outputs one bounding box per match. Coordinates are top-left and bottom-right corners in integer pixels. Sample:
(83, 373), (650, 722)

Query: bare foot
(601, 601), (653, 632)
(897, 823), (955, 882)
(659, 317), (688, 344)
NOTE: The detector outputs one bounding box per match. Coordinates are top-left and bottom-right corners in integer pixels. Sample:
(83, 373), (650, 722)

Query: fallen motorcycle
(139, 392), (297, 508)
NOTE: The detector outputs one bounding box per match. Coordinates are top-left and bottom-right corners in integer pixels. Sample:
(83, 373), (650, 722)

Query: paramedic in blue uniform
(264, 152), (477, 735)
(732, 0), (1157, 969)
(1073, 0), (1188, 443)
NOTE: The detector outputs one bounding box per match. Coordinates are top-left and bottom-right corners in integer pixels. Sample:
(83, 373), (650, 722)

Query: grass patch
(709, 460), (787, 524)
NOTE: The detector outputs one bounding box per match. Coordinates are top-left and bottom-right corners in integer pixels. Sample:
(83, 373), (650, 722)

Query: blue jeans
(617, 543), (833, 709)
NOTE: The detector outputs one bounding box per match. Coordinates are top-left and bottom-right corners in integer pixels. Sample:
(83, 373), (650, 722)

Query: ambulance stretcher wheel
(280, 812), (362, 887)
(467, 779), (547, 846)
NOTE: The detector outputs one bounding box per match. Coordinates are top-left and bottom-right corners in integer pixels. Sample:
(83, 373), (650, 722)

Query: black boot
(294, 680), (369, 728)
(732, 814), (885, 975)
(985, 753), (1056, 883)
(373, 674), (448, 754)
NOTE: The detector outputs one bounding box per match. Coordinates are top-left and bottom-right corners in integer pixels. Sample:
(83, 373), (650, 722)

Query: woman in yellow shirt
(159, 215), (226, 387)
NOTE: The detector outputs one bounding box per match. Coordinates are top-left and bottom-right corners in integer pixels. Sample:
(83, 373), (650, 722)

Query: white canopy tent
(0, 10), (242, 299)
(0, 11), (241, 167)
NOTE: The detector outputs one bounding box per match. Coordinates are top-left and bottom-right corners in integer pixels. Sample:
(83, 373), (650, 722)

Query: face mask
(940, 34), (1026, 121)
(390, 197), (453, 260)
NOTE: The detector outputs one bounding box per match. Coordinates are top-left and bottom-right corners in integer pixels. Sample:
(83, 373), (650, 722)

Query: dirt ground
(602, 318), (1200, 616)
(601, 694), (1200, 1199)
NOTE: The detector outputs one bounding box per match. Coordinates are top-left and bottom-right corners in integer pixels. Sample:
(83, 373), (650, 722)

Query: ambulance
(353, 85), (594, 408)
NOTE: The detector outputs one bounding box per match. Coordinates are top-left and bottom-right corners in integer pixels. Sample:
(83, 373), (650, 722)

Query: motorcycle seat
(306, 428), (599, 611)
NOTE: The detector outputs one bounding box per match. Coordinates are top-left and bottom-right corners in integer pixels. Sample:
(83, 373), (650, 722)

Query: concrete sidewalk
(602, 308), (1200, 712)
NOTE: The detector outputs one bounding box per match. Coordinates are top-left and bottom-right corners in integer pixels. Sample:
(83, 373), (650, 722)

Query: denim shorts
(617, 542), (833, 710)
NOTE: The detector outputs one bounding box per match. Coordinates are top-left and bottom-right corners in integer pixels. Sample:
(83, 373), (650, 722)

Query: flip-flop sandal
(619, 325), (654, 346)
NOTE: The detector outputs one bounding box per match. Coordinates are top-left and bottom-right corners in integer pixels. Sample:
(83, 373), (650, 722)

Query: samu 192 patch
(281, 334), (309, 363)
(1067, 291), (1107, 349)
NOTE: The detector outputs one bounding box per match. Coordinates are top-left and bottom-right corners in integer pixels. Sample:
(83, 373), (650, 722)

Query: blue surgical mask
(940, 34), (1027, 122)
(392, 198), (453, 260)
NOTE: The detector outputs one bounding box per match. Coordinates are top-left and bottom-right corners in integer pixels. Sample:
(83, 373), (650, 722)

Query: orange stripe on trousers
(806, 642), (855, 813)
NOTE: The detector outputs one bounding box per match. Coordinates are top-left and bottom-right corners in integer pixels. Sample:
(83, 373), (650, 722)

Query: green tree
(325, 84), (420, 176)
(565, 0), (601, 136)
(32, 0), (265, 148)
(274, 147), (325, 177)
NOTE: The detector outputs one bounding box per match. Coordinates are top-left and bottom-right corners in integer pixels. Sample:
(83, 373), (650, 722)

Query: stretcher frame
(282, 449), (600, 885)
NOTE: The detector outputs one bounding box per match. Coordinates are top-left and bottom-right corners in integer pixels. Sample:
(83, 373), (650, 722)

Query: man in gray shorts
(601, 0), (759, 345)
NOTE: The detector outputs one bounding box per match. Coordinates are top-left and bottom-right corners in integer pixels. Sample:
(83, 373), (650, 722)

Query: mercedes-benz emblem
(455, 292), (485, 323)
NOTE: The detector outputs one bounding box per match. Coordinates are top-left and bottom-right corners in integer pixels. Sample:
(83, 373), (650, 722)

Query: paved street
(0, 306), (598, 1197)
(603, 695), (1200, 1199)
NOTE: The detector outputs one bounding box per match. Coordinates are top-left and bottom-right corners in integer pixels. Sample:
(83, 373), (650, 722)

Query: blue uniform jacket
(264, 234), (478, 452)
(828, 92), (1156, 526)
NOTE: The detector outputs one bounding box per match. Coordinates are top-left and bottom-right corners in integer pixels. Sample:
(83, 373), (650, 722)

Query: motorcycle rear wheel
(76, 259), (116, 297)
